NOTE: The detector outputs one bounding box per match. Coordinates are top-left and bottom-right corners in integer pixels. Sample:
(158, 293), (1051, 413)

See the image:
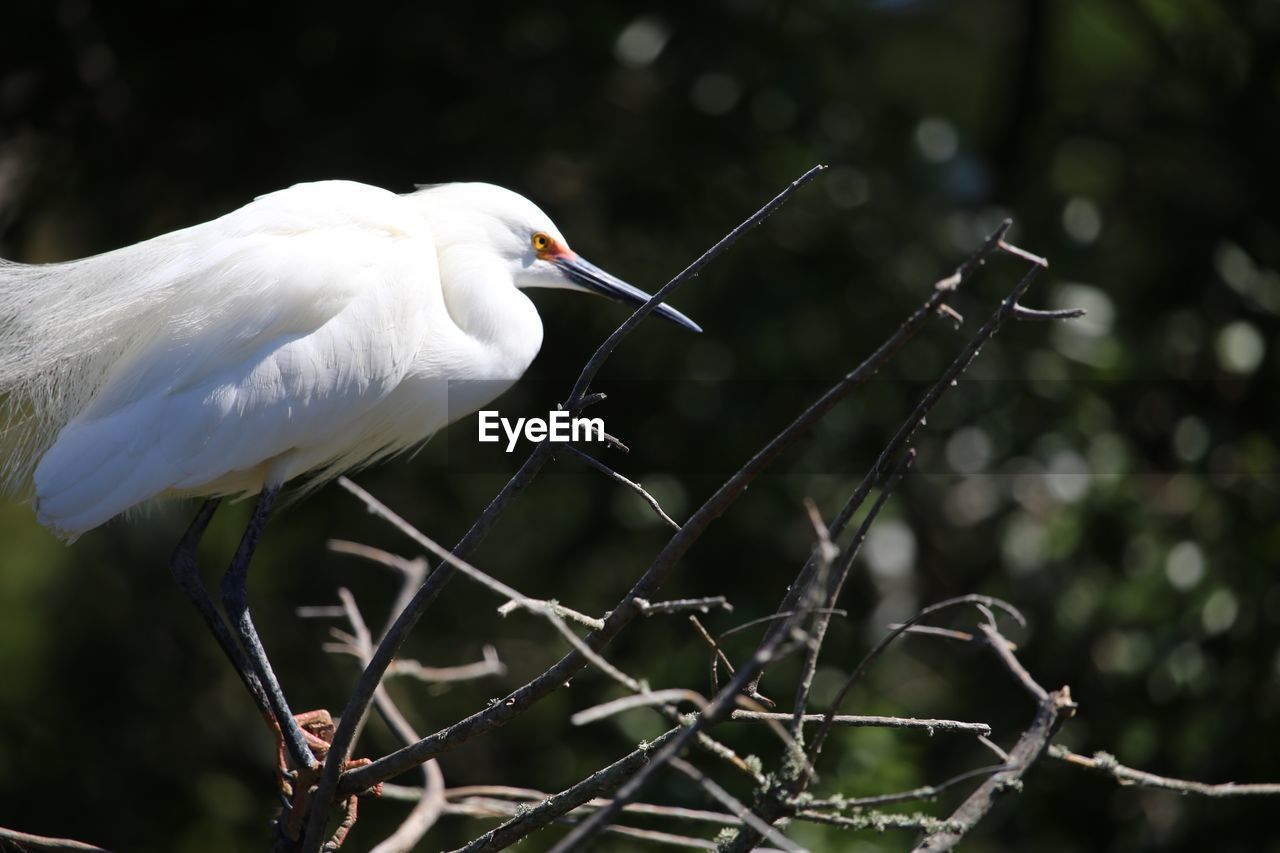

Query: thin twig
(718, 595), (1023, 853)
(793, 810), (959, 833)
(688, 614), (735, 695)
(326, 540), (427, 581)
(571, 689), (707, 727)
(583, 825), (717, 849)
(495, 597), (604, 630)
(788, 452), (913, 735)
(0, 827), (113, 852)
(546, 629), (811, 853)
(446, 796), (729, 849)
(441, 786), (741, 825)
(887, 624), (976, 642)
(1049, 747), (1280, 797)
(562, 443), (681, 531)
(801, 763), (1010, 810)
(599, 431), (630, 453)
(634, 596), (732, 616)
(977, 736), (1010, 763)
(977, 622), (1046, 702)
(565, 164), (828, 409)
(810, 596), (1024, 766)
(448, 728), (684, 852)
(386, 646), (505, 684)
(369, 760), (445, 853)
(995, 239), (1048, 266)
(718, 609), (847, 642)
(333, 588), (448, 853)
(336, 479), (586, 626)
(729, 711), (990, 735)
(302, 572), (449, 853)
(1011, 304), (1087, 321)
(326, 539), (429, 635)
(669, 758), (806, 853)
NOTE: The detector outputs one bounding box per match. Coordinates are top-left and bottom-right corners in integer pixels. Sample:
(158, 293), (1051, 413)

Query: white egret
(0, 178), (698, 772)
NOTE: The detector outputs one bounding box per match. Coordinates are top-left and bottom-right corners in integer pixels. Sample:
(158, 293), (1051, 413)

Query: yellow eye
(531, 232), (552, 252)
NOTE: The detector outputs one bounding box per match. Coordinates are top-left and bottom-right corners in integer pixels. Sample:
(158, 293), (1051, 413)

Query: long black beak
(554, 254), (702, 333)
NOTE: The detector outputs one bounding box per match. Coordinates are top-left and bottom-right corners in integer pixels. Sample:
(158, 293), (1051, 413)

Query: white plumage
(0, 180), (697, 539)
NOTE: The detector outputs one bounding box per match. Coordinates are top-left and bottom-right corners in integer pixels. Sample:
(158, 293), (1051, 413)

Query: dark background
(1, 1), (1278, 851)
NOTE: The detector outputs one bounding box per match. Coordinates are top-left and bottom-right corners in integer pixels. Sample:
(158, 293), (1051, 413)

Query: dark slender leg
(169, 498), (275, 715)
(219, 485), (319, 773)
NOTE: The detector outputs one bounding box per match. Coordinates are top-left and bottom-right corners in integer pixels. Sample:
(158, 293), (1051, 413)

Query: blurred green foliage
(1, 0), (1278, 850)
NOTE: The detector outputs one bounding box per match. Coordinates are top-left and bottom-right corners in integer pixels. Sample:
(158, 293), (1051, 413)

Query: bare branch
(688, 614), (735, 695)
(546, 629), (811, 852)
(587, 825), (717, 849)
(369, 760), (445, 853)
(495, 597), (603, 630)
(336, 478), (559, 619)
(794, 810), (959, 833)
(448, 728), (684, 852)
(669, 758), (806, 853)
(995, 239), (1048, 266)
(326, 540), (427, 582)
(1049, 747), (1280, 797)
(564, 163), (828, 409)
(977, 735), (1011, 763)
(887, 624), (976, 642)
(802, 763), (1010, 810)
(790, 450), (913, 735)
(562, 443), (681, 531)
(442, 786), (741, 825)
(977, 622), (1046, 703)
(634, 596), (732, 616)
(729, 711), (990, 736)
(0, 827), (113, 852)
(810, 595), (1024, 766)
(1011, 304), (1086, 321)
(910, 623), (1077, 852)
(803, 498), (838, 566)
(912, 691), (1075, 852)
(303, 584), (448, 853)
(544, 336), (939, 852)
(445, 795), (731, 849)
(386, 646), (505, 684)
(571, 689), (707, 727)
(296, 605), (347, 619)
(599, 431), (630, 453)
(718, 609), (847, 641)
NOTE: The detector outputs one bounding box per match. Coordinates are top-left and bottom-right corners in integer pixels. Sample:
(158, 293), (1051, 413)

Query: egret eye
(531, 232), (552, 252)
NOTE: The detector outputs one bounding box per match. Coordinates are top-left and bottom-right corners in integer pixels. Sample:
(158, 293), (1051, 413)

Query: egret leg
(169, 498), (273, 715)
(219, 485), (319, 774)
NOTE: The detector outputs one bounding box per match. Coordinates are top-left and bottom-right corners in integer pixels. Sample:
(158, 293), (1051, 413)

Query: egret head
(409, 183), (700, 332)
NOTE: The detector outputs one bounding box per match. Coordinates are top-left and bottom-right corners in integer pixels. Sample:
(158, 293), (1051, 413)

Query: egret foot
(273, 709), (383, 849)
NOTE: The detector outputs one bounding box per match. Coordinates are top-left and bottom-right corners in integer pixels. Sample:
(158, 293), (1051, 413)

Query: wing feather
(22, 181), (447, 537)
